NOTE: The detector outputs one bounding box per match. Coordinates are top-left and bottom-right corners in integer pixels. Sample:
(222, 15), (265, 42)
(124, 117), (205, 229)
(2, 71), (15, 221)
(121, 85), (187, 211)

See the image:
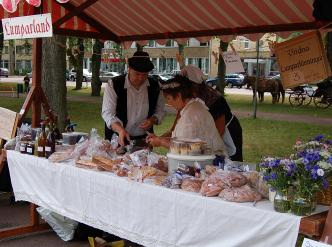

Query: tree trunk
(8, 40), (15, 75)
(0, 25), (3, 63)
(91, 39), (103, 96)
(41, 35), (67, 132)
(178, 44), (185, 69)
(326, 32), (332, 72)
(75, 38), (84, 90)
(217, 40), (228, 96)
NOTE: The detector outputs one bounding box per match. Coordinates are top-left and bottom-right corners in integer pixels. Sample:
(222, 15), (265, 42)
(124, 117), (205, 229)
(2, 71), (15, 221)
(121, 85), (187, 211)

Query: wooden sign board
(0, 107), (18, 140)
(275, 31), (331, 89)
(2, 13), (53, 40)
(222, 51), (245, 74)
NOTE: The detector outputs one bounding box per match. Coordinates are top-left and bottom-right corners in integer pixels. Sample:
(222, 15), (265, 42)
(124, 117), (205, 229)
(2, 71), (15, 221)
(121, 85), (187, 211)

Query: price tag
(37, 146), (43, 152)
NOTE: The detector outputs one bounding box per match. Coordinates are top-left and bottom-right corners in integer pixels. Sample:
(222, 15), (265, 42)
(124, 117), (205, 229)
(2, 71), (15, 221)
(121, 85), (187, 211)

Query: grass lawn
(1, 87), (331, 164)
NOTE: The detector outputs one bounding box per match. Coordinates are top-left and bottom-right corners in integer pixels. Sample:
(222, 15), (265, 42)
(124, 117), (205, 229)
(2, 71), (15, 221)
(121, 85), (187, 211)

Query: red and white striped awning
(0, 0), (69, 13)
(0, 0), (327, 45)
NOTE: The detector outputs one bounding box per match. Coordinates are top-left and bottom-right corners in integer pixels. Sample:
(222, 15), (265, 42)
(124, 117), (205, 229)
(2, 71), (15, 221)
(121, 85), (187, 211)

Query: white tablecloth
(7, 150), (312, 247)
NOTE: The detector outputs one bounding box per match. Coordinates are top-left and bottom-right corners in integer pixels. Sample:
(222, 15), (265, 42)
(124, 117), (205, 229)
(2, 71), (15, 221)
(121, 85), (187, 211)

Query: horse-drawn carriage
(288, 79), (332, 109)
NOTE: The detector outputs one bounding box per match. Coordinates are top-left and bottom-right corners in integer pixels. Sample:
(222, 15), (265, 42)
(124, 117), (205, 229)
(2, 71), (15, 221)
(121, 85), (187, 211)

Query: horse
(243, 76), (282, 104)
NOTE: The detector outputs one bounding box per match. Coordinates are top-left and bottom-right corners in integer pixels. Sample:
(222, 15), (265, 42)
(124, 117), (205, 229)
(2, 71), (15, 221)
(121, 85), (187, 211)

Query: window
(186, 57), (209, 74)
(0, 60), (8, 68)
(148, 40), (156, 47)
(200, 42), (208, 47)
(24, 60), (32, 71)
(165, 40), (176, 47)
(158, 58), (177, 73)
(2, 46), (8, 54)
(244, 40), (249, 49)
(16, 46), (25, 54)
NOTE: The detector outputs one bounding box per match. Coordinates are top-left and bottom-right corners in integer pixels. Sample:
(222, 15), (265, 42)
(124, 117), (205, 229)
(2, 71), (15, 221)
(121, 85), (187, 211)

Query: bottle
(45, 131), (55, 159)
(37, 123), (47, 157)
(34, 129), (40, 156)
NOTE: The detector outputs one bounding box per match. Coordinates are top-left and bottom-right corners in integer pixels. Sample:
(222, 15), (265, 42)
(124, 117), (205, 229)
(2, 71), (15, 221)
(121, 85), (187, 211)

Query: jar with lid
(19, 142), (27, 154)
(26, 142), (35, 155)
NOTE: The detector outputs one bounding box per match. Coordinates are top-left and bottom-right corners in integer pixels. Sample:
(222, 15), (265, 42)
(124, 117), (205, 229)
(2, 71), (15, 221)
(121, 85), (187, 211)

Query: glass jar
(273, 190), (291, 213)
(19, 142), (27, 154)
(291, 195), (313, 216)
(26, 142), (35, 155)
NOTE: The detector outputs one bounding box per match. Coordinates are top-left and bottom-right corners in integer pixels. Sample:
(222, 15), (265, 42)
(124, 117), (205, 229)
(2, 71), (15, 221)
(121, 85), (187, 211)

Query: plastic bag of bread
(129, 149), (149, 167)
(143, 176), (167, 186)
(243, 171), (269, 198)
(204, 165), (217, 176)
(116, 164), (130, 177)
(219, 170), (247, 188)
(200, 172), (227, 197)
(181, 177), (203, 193)
(219, 184), (262, 202)
(149, 155), (168, 173)
(92, 156), (121, 172)
(162, 172), (183, 189)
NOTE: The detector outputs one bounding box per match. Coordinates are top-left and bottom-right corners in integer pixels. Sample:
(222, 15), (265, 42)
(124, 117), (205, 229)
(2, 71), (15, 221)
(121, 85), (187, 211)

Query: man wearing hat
(102, 51), (165, 146)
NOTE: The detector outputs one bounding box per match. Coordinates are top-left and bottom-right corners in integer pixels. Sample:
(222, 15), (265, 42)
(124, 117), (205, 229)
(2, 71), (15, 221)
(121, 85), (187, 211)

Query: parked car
(205, 77), (218, 89)
(99, 71), (120, 83)
(69, 68), (92, 82)
(0, 68), (9, 77)
(225, 73), (245, 88)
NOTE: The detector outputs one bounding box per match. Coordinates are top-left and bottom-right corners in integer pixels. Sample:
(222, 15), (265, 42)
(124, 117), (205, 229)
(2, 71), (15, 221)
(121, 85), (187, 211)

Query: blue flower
(263, 175), (270, 181)
(302, 158), (310, 165)
(328, 156), (332, 164)
(322, 179), (329, 189)
(326, 140), (332, 145)
(270, 172), (277, 180)
(314, 135), (324, 141)
(305, 163), (311, 171)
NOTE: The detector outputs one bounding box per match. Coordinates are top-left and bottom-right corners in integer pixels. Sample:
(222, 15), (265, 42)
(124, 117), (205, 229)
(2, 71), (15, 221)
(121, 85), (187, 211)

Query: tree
(41, 35), (67, 131)
(91, 39), (103, 96)
(0, 25), (3, 65)
(326, 32), (332, 71)
(178, 43), (185, 69)
(113, 42), (126, 73)
(67, 37), (84, 90)
(8, 40), (15, 75)
(217, 40), (228, 95)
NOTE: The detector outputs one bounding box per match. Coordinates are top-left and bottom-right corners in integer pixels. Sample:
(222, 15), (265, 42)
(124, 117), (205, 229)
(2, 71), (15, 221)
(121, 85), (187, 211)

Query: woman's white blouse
(172, 98), (227, 156)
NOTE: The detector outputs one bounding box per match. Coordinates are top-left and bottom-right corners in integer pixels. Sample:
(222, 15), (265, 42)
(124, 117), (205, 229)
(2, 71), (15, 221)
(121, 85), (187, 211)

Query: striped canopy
(0, 0), (327, 45)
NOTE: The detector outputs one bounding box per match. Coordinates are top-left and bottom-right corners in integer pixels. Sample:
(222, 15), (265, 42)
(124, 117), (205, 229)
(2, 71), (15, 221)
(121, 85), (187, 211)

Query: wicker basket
(317, 177), (332, 205)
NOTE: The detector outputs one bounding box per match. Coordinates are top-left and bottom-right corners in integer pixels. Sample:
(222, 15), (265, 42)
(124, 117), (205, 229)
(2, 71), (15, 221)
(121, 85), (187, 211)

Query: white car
(69, 68), (92, 82)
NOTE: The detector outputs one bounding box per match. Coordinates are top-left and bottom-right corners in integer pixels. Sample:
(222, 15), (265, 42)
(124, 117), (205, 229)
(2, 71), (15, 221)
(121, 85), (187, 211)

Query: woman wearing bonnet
(146, 75), (226, 156)
(162, 65), (243, 161)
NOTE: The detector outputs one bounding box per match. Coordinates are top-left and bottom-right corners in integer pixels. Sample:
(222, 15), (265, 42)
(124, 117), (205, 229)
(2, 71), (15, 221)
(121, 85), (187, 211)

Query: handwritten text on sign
(275, 31), (331, 89)
(222, 51), (245, 74)
(2, 14), (53, 40)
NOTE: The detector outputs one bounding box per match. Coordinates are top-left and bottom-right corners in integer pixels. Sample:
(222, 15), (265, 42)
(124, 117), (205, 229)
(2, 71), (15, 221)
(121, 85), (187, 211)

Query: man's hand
(118, 129), (130, 146)
(139, 116), (157, 131)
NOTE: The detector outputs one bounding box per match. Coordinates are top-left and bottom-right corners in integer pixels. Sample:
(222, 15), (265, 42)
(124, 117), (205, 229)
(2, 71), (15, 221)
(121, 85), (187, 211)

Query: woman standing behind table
(146, 75), (227, 157)
(163, 65), (243, 162)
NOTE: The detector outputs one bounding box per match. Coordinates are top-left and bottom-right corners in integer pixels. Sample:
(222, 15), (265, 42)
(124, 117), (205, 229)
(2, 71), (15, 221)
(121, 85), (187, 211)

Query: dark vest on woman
(104, 74), (160, 141)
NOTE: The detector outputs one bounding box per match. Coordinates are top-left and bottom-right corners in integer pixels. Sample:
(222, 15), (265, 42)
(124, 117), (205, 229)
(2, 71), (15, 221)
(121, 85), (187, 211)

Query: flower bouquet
(290, 135), (332, 215)
(259, 158), (296, 213)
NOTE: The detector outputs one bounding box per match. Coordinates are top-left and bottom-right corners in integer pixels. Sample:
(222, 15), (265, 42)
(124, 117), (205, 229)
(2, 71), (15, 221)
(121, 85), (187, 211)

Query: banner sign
(275, 31), (331, 89)
(2, 13), (53, 40)
(302, 238), (331, 247)
(222, 51), (245, 73)
(101, 52), (122, 63)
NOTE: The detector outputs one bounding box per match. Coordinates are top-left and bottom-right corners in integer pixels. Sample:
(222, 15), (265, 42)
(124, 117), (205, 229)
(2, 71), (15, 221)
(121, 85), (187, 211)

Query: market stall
(1, 0), (332, 244)
(7, 150), (329, 247)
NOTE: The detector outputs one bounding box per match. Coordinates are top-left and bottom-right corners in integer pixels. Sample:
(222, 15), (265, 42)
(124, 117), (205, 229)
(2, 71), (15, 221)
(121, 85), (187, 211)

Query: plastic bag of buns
(181, 176), (203, 193)
(219, 184), (262, 202)
(200, 172), (227, 197)
(243, 171), (269, 198)
(221, 171), (247, 188)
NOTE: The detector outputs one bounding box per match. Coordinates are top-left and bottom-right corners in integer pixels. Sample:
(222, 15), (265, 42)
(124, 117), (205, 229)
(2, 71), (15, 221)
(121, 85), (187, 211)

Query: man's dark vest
(104, 74), (160, 141)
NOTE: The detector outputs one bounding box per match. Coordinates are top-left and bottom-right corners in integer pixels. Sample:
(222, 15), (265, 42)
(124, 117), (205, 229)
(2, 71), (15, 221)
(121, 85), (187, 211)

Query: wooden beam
(31, 39), (42, 128)
(54, 28), (108, 40)
(119, 21), (331, 42)
(0, 223), (50, 240)
(53, 0), (99, 29)
(53, 0), (120, 43)
(300, 211), (328, 237)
